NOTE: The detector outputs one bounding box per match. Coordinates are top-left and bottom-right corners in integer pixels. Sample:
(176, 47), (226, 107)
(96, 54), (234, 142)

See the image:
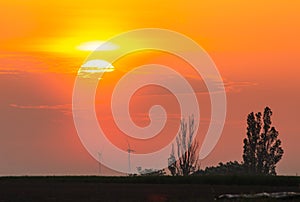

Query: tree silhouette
(136, 167), (166, 176)
(168, 115), (200, 176)
(193, 161), (246, 175)
(243, 107), (284, 175)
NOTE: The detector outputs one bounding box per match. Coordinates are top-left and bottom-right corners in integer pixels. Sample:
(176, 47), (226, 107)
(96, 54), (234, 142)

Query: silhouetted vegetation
(168, 115), (200, 176)
(136, 167), (166, 176)
(243, 107), (284, 175)
(166, 107), (284, 177)
(194, 161), (247, 175)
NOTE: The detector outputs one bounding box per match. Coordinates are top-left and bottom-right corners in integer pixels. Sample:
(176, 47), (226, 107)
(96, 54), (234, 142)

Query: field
(0, 176), (299, 202)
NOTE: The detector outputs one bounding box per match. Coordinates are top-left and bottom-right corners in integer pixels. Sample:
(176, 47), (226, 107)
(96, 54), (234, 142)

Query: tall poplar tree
(243, 107), (284, 175)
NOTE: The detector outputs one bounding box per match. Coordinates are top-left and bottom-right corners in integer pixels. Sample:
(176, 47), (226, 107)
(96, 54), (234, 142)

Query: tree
(136, 167), (166, 176)
(193, 161), (246, 175)
(168, 115), (200, 176)
(243, 107), (284, 175)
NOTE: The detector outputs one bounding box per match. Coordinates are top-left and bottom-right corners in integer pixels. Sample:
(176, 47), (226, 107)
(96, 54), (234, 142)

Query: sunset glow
(77, 41), (119, 51)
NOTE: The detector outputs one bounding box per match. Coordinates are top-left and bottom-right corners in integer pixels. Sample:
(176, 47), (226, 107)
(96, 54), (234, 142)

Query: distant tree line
(193, 161), (246, 176)
(136, 167), (166, 176)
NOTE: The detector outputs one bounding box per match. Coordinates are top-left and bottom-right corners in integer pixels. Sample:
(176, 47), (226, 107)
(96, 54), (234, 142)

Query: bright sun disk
(77, 41), (118, 51)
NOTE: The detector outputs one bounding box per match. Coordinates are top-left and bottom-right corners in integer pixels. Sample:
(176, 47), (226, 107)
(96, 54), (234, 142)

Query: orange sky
(0, 0), (299, 175)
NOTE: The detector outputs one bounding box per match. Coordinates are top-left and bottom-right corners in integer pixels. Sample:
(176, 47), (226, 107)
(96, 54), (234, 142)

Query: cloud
(123, 78), (257, 97)
(0, 52), (84, 77)
(9, 103), (72, 116)
(223, 80), (258, 93)
(0, 69), (25, 78)
(0, 70), (21, 75)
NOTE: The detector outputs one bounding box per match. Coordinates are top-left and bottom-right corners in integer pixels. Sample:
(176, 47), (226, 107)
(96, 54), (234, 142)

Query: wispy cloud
(0, 70), (21, 75)
(126, 78), (257, 97)
(0, 52), (84, 76)
(224, 80), (258, 93)
(9, 103), (72, 116)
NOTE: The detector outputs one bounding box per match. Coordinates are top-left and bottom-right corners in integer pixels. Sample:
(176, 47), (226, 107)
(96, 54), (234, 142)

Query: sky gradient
(0, 0), (299, 175)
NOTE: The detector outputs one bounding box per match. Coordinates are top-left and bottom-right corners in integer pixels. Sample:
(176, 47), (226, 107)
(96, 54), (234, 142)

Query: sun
(79, 59), (115, 76)
(32, 37), (119, 55)
(77, 41), (118, 51)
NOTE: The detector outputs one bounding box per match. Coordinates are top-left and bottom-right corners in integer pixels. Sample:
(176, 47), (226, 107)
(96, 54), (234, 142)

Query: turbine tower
(126, 139), (135, 174)
(98, 152), (102, 175)
(98, 145), (104, 175)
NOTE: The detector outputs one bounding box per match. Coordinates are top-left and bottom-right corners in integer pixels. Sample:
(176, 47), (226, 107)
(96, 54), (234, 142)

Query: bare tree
(168, 115), (200, 176)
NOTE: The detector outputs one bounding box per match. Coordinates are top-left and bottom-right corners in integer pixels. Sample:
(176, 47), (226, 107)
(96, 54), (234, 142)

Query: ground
(0, 176), (299, 201)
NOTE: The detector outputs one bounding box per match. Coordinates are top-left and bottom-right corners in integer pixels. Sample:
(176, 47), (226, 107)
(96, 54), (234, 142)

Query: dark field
(0, 176), (299, 202)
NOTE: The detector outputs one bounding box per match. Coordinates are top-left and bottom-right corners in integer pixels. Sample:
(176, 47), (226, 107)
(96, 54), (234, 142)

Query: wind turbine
(126, 139), (135, 174)
(98, 152), (102, 175)
(98, 146), (104, 175)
